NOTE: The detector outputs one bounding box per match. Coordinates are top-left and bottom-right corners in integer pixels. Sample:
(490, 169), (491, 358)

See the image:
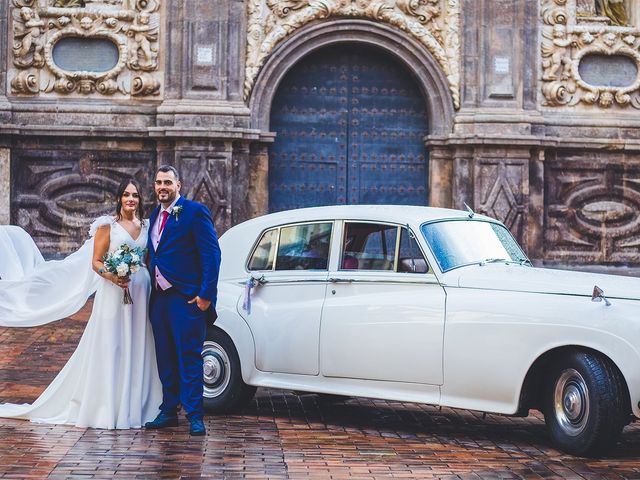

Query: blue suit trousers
(150, 287), (206, 421)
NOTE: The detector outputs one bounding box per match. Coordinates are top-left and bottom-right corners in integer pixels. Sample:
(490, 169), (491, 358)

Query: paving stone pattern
(0, 301), (639, 479)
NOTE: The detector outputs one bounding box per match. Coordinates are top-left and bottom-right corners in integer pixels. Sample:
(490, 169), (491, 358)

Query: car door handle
(329, 277), (353, 283)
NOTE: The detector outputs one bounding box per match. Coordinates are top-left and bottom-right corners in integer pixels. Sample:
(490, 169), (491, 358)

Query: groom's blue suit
(148, 196), (221, 421)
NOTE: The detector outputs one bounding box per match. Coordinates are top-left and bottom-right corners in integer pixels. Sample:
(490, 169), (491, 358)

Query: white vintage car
(202, 205), (639, 457)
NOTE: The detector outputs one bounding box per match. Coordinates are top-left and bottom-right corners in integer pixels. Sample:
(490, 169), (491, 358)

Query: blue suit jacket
(148, 197), (222, 306)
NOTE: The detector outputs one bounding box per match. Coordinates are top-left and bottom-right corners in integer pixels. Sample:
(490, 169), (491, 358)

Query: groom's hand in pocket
(188, 296), (211, 312)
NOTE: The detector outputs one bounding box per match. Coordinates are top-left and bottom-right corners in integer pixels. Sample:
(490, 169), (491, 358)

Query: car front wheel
(543, 350), (627, 457)
(202, 327), (256, 413)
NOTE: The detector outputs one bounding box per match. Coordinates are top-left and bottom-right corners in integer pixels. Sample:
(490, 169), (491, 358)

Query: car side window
(275, 223), (332, 271)
(248, 229), (278, 271)
(341, 223), (398, 271)
(397, 227), (429, 274)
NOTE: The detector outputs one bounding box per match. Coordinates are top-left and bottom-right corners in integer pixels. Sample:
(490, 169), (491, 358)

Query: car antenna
(463, 202), (475, 218)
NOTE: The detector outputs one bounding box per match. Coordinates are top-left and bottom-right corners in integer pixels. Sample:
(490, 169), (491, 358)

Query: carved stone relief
(541, 0), (640, 109)
(245, 0), (461, 108)
(175, 153), (232, 233)
(544, 155), (640, 263)
(474, 158), (528, 245)
(10, 147), (155, 256)
(10, 0), (161, 98)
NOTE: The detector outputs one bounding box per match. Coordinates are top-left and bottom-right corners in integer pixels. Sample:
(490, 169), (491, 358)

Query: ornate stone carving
(177, 153), (232, 233)
(245, 0), (461, 109)
(10, 0), (161, 98)
(541, 0), (640, 109)
(126, 11), (158, 71)
(474, 159), (528, 244)
(11, 147), (155, 256)
(53, 0), (86, 7)
(544, 156), (640, 263)
(13, 6), (45, 69)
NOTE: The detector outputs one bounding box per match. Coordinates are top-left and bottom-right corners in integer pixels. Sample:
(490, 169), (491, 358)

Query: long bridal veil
(0, 222), (103, 327)
(0, 226), (44, 279)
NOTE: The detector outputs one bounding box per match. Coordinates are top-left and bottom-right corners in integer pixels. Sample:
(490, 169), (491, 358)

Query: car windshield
(421, 219), (528, 272)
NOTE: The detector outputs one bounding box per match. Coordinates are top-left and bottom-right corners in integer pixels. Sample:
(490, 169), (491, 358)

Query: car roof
(219, 205), (499, 278)
(238, 205), (495, 228)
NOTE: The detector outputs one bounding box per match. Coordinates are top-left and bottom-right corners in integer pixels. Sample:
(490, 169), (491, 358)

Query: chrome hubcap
(554, 368), (589, 436)
(202, 341), (231, 398)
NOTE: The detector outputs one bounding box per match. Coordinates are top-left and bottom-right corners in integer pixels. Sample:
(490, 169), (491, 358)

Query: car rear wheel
(202, 327), (256, 413)
(543, 350), (626, 456)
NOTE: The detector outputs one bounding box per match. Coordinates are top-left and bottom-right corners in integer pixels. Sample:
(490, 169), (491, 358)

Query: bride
(0, 179), (162, 429)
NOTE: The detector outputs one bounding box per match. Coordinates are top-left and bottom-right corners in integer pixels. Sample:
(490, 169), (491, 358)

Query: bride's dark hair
(115, 179), (145, 221)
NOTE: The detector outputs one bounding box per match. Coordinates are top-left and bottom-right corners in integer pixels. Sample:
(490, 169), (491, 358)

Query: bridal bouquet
(102, 244), (147, 304)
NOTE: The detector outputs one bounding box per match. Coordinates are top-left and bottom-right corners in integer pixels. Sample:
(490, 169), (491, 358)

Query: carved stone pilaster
(9, 0), (162, 98)
(245, 0), (461, 108)
(0, 149), (10, 225)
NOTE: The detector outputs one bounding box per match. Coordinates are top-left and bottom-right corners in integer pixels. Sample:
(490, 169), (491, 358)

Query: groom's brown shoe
(144, 412), (178, 429)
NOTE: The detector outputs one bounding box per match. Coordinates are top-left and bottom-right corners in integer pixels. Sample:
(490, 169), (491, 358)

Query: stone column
(0, 148), (9, 224)
(452, 147), (474, 210)
(527, 148), (545, 262)
(0, 0), (11, 122)
(248, 143), (269, 218)
(428, 146), (454, 208)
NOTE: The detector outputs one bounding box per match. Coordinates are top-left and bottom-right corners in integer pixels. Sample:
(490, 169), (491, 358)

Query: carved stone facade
(10, 0), (162, 97)
(245, 0), (461, 108)
(544, 150), (640, 264)
(10, 138), (157, 255)
(541, 0), (640, 109)
(1, 0), (640, 274)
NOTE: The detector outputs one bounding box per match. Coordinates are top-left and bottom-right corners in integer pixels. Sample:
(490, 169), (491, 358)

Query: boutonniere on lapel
(171, 205), (183, 222)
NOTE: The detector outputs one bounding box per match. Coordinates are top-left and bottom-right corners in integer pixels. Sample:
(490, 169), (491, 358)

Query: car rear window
(275, 223), (332, 271)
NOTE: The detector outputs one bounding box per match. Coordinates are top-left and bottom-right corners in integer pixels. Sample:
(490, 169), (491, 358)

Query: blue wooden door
(269, 45), (428, 212)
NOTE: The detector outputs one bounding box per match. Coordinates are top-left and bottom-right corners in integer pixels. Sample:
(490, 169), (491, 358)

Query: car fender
(440, 288), (640, 418)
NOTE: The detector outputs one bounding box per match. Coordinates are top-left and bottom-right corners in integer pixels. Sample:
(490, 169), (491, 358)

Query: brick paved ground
(0, 301), (639, 479)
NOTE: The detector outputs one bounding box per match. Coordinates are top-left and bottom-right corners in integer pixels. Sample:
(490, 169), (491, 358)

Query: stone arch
(249, 20), (455, 136)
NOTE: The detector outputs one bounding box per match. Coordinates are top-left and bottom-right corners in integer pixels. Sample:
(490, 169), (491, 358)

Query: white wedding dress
(0, 217), (162, 429)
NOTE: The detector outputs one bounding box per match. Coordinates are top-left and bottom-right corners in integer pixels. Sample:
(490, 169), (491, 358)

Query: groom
(145, 165), (221, 436)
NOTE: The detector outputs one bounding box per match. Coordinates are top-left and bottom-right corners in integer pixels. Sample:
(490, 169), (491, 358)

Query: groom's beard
(156, 190), (176, 207)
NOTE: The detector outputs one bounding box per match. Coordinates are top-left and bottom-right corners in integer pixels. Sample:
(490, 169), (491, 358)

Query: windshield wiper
(479, 258), (510, 266)
(479, 258), (531, 266)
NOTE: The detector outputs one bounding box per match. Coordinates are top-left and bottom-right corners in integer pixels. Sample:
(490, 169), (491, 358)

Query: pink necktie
(158, 211), (169, 235)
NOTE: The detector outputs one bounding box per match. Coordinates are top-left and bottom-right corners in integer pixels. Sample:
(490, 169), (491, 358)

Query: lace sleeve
(88, 215), (115, 238)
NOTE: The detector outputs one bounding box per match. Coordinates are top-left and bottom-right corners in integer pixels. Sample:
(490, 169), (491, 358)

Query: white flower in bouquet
(116, 263), (130, 277)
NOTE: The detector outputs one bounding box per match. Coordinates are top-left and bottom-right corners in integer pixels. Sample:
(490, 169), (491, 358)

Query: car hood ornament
(591, 285), (612, 306)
